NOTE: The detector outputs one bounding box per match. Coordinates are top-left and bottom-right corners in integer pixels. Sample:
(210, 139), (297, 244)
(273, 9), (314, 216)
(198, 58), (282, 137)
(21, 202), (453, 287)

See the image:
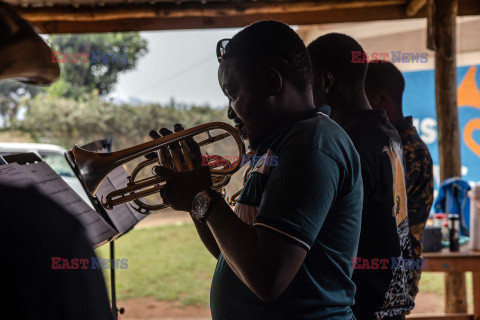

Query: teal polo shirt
(210, 105), (363, 320)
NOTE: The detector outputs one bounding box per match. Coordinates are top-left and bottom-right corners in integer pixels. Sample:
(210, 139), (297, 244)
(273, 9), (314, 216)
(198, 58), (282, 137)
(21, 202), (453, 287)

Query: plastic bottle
(468, 183), (480, 251)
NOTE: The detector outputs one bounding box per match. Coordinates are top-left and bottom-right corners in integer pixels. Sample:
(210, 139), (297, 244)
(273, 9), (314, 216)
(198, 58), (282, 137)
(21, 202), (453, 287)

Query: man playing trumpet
(156, 20), (363, 319)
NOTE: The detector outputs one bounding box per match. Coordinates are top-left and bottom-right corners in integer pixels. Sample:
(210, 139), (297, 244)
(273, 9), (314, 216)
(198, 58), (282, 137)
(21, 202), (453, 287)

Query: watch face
(193, 192), (209, 216)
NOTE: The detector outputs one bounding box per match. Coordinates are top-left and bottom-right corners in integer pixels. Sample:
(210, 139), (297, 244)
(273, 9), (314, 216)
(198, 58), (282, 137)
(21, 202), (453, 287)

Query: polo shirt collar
(393, 116), (414, 132)
(255, 104), (330, 155)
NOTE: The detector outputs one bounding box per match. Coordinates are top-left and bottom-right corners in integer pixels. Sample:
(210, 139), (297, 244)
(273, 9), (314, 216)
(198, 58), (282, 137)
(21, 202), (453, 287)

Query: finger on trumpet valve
(145, 130), (163, 160)
(180, 140), (195, 170)
(168, 144), (184, 172)
(159, 127), (183, 172)
(157, 147), (173, 169)
(146, 130), (173, 169)
(173, 123), (195, 171)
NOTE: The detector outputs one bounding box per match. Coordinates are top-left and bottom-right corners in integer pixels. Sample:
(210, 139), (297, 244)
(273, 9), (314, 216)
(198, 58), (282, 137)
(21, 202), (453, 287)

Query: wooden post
(473, 272), (480, 320)
(429, 0), (467, 313)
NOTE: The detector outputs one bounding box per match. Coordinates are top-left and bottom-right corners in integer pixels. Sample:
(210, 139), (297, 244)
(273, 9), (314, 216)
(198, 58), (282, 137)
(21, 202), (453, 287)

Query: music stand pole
(110, 241), (119, 319)
(107, 137), (122, 319)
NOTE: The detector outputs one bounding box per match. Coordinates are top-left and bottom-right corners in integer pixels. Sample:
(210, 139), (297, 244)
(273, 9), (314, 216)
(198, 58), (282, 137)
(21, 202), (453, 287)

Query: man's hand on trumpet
(150, 123), (213, 212)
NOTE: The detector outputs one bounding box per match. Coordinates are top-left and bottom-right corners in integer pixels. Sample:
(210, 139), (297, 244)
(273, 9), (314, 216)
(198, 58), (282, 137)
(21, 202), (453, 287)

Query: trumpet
(72, 122), (245, 214)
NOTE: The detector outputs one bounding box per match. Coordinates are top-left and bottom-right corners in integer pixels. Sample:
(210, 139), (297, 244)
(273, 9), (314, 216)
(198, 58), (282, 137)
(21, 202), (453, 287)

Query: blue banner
(403, 65), (480, 189)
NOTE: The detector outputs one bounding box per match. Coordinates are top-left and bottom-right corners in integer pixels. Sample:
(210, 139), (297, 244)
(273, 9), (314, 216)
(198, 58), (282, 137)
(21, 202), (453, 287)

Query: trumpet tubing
(72, 122), (245, 214)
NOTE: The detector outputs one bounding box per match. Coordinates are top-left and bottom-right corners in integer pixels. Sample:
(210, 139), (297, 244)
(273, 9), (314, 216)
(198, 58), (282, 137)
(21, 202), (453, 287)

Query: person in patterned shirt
(365, 60), (434, 301)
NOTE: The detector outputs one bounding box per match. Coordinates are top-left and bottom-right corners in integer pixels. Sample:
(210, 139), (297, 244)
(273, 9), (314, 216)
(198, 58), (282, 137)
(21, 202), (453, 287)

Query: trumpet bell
(72, 146), (116, 195)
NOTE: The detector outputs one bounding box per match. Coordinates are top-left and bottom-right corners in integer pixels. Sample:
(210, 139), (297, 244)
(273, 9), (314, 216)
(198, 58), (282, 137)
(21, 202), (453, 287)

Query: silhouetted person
(0, 3), (113, 319)
(308, 34), (414, 320)
(155, 21), (363, 319)
(365, 60), (434, 302)
(0, 184), (114, 320)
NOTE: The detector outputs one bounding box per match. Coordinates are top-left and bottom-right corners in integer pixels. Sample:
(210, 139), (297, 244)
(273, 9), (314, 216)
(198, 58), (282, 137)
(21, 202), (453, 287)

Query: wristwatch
(191, 188), (222, 222)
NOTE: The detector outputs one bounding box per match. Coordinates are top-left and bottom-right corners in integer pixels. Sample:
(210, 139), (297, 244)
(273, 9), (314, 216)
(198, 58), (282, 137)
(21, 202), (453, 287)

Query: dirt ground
(116, 292), (445, 320)
(122, 213), (452, 319)
(135, 210), (192, 229)
(117, 297), (211, 320)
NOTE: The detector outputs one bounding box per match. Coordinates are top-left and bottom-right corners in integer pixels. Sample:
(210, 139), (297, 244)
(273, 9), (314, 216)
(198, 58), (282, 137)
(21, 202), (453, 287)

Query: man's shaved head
(223, 20), (312, 92)
(218, 20), (316, 149)
(307, 33), (367, 88)
(365, 60), (405, 111)
(307, 33), (372, 122)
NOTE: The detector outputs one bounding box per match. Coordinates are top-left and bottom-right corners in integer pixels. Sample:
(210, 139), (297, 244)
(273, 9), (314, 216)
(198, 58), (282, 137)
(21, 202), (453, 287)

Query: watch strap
(205, 187), (222, 201)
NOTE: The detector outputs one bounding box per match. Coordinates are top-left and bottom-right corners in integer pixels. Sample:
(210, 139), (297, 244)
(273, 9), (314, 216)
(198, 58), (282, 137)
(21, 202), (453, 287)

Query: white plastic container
(468, 183), (480, 251)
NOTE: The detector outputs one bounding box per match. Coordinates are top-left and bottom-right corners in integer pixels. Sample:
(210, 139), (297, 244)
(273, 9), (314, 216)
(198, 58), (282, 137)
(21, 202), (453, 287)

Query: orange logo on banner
(464, 119), (480, 158)
(458, 66), (480, 158)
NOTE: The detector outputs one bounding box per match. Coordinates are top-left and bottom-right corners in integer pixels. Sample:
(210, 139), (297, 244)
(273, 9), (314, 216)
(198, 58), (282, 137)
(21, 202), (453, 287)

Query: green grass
(418, 272), (473, 297)
(96, 223), (217, 307)
(95, 224), (474, 309)
(418, 272), (446, 295)
(418, 271), (474, 309)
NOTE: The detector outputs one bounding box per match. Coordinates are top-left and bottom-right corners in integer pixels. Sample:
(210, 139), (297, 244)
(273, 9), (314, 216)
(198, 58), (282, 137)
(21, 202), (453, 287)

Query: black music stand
(80, 137), (124, 319)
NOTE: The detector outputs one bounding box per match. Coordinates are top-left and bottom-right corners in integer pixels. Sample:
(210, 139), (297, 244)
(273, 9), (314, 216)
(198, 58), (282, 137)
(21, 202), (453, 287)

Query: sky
(112, 28), (242, 108)
(110, 19), (431, 109)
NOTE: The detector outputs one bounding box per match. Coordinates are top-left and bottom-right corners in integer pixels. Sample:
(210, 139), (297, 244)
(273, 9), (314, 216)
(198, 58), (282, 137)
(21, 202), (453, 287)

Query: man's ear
(322, 71), (334, 94)
(368, 90), (388, 109)
(264, 67), (283, 96)
(378, 90), (389, 107)
(368, 93), (381, 109)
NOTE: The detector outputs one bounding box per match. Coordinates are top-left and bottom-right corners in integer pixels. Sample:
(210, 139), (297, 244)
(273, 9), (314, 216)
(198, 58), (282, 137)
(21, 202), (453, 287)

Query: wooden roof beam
(406, 0), (427, 16)
(20, 1), (406, 22)
(17, 0), (480, 33)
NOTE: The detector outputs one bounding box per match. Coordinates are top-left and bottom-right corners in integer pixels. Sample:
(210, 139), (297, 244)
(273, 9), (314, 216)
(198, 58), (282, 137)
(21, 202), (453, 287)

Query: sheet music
(0, 163), (33, 186)
(1, 162), (117, 247)
(96, 165), (147, 234)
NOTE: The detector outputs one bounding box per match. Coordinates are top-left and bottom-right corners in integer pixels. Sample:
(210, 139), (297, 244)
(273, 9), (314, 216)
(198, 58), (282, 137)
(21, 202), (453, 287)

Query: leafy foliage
(21, 93), (228, 149)
(47, 33), (148, 99)
(0, 32), (148, 128)
(0, 80), (41, 127)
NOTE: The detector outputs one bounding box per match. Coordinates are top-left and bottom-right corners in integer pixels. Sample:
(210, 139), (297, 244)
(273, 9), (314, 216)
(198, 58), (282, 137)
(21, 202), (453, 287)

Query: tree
(47, 33), (148, 99)
(0, 80), (41, 128)
(0, 33), (147, 128)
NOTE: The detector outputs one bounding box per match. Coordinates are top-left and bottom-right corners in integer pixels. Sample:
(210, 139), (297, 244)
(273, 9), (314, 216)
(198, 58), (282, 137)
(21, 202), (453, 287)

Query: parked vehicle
(0, 142), (90, 203)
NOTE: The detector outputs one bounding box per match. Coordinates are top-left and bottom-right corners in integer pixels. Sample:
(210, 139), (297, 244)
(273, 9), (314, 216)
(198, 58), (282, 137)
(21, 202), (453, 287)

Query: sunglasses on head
(216, 38), (231, 63)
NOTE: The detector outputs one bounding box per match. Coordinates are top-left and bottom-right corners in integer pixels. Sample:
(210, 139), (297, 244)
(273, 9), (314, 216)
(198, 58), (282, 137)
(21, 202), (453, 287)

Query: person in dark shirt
(308, 34), (414, 320)
(365, 60), (434, 301)
(0, 5), (112, 318)
(155, 20), (363, 319)
(0, 184), (114, 320)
